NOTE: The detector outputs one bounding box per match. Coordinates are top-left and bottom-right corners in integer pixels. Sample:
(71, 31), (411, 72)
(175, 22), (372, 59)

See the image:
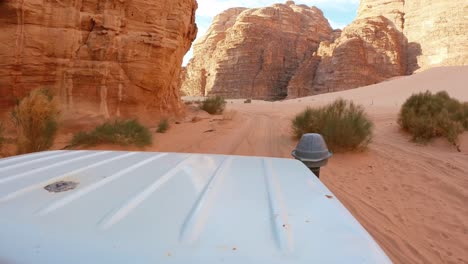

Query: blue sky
(183, 0), (360, 65)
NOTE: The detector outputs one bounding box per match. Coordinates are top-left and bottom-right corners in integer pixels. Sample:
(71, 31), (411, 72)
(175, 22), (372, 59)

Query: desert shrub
(292, 99), (373, 152)
(11, 89), (60, 154)
(244, 99), (252, 104)
(398, 91), (468, 148)
(156, 118), (170, 133)
(200, 96), (226, 114)
(71, 119), (152, 147)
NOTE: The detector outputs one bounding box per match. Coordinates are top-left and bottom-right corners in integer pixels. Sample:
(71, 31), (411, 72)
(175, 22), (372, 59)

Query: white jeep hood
(0, 150), (391, 263)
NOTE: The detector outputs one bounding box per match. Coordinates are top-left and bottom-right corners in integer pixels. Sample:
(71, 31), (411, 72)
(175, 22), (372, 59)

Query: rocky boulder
(0, 0), (198, 116)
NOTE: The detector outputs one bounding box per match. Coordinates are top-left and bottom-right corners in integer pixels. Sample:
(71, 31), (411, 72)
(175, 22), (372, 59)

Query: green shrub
(398, 91), (468, 148)
(244, 99), (252, 104)
(71, 119), (152, 147)
(200, 96), (226, 114)
(156, 118), (169, 133)
(292, 99), (373, 152)
(11, 89), (60, 154)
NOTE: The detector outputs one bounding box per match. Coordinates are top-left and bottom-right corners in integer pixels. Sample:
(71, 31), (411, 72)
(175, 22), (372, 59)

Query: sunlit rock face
(357, 0), (468, 73)
(308, 16), (406, 94)
(181, 2), (333, 99)
(0, 0), (198, 116)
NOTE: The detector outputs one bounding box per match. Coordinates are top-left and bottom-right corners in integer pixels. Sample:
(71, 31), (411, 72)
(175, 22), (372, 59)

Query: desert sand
(17, 66), (468, 263)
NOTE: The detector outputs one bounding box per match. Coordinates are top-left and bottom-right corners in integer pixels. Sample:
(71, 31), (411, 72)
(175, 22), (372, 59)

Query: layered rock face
(358, 0), (468, 73)
(0, 0), (198, 116)
(300, 16), (406, 94)
(182, 2), (332, 99)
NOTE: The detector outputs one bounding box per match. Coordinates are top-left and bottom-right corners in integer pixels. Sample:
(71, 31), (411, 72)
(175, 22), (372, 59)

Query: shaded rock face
(307, 16), (406, 94)
(0, 0), (198, 116)
(358, 0), (468, 73)
(182, 2), (332, 99)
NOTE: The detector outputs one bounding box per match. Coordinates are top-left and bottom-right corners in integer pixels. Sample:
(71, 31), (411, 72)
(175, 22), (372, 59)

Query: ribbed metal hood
(0, 150), (391, 263)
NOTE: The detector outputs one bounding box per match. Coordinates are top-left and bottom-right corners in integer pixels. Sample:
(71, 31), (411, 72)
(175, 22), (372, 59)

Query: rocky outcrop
(181, 2), (332, 99)
(307, 16), (406, 94)
(0, 0), (198, 116)
(356, 0), (405, 30)
(358, 0), (468, 73)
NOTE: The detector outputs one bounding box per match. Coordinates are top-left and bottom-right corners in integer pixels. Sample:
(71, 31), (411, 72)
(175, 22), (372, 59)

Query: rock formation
(357, 0), (468, 73)
(289, 16), (406, 95)
(356, 0), (405, 30)
(0, 0), (198, 116)
(181, 2), (332, 99)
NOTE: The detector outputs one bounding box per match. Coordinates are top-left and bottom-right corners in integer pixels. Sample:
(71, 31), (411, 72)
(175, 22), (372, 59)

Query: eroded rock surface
(358, 0), (468, 73)
(181, 2), (332, 99)
(0, 0), (198, 116)
(309, 16), (406, 94)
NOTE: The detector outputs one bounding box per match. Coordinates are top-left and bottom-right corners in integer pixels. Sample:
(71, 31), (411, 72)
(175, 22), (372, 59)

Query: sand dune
(51, 66), (468, 263)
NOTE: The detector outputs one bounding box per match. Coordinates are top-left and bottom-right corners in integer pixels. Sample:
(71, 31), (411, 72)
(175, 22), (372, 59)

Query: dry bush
(156, 118), (170, 133)
(244, 99), (252, 104)
(11, 89), (60, 154)
(71, 119), (152, 147)
(292, 99), (373, 152)
(200, 96), (226, 115)
(399, 91), (468, 150)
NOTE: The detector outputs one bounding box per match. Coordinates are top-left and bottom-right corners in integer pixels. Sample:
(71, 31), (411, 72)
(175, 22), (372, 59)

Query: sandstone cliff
(289, 16), (406, 95)
(181, 2), (332, 99)
(0, 0), (198, 116)
(358, 0), (468, 73)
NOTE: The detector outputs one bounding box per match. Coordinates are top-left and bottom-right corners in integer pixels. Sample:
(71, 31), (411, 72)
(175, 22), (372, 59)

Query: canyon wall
(181, 1), (332, 99)
(358, 0), (468, 73)
(0, 0), (198, 116)
(291, 16), (406, 95)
